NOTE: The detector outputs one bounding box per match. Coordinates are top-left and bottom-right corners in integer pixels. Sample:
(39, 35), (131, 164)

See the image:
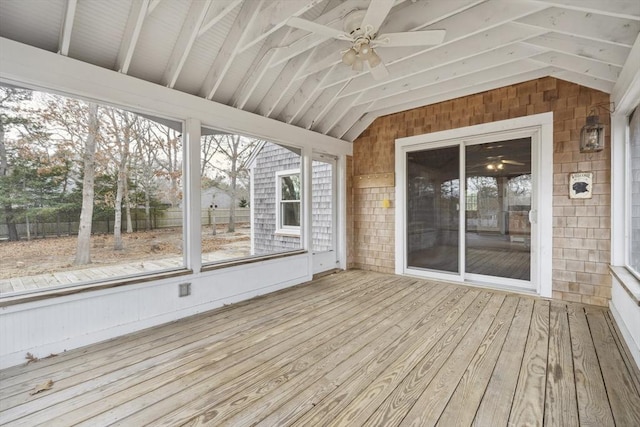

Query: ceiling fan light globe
(342, 48), (357, 66)
(352, 58), (364, 72)
(368, 49), (382, 68)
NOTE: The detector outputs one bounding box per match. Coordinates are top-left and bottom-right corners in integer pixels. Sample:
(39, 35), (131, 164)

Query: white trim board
(0, 37), (352, 157)
(394, 113), (553, 298)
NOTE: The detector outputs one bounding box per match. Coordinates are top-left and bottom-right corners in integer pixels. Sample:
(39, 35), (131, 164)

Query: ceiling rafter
(257, 50), (315, 117)
(116, 0), (149, 74)
(58, 0), (77, 56)
(238, 0), (327, 54)
(162, 0), (212, 88)
(278, 66), (334, 124)
(310, 0), (548, 96)
(550, 70), (616, 93)
(313, 92), (362, 134)
(197, 0), (244, 37)
(231, 27), (293, 109)
(528, 0), (640, 21)
(329, 100), (373, 139)
(296, 82), (347, 129)
(522, 32), (631, 67)
(529, 51), (622, 83)
(342, 65), (560, 141)
(351, 43), (545, 107)
(516, 7), (640, 47)
(369, 59), (546, 112)
(147, 0), (162, 16)
(339, 22), (546, 99)
(199, 0), (264, 101)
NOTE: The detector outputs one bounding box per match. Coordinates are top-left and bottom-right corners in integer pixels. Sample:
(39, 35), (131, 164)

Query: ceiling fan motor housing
(343, 10), (368, 36)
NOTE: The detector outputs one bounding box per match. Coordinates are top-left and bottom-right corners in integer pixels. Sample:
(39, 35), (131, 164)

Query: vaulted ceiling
(1, 0), (638, 142)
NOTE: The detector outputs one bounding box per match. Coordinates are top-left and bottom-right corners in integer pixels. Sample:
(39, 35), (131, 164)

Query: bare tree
(103, 108), (137, 250)
(151, 124), (182, 207)
(202, 134), (257, 232)
(74, 103), (99, 265)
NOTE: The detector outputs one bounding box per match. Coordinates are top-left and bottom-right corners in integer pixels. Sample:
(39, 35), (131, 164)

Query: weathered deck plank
(0, 271), (638, 427)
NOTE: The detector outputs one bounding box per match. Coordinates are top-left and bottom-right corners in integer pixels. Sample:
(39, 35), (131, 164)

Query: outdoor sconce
(579, 113), (605, 153)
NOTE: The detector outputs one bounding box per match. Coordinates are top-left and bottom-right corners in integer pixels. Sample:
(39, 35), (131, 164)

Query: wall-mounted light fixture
(579, 103), (614, 153)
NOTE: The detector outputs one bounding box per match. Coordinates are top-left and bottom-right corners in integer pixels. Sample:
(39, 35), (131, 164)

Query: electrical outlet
(178, 283), (191, 297)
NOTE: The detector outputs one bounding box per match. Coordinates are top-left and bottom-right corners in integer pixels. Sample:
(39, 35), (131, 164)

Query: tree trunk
(144, 190), (151, 231)
(228, 172), (237, 233)
(74, 103), (99, 265)
(113, 170), (124, 250)
(124, 177), (133, 233)
(0, 128), (19, 241)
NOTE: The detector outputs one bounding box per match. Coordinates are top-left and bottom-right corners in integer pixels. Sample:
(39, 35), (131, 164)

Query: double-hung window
(276, 169), (301, 235)
(628, 106), (640, 278)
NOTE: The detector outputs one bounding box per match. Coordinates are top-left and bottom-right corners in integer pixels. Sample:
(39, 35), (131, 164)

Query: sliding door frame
(395, 113), (553, 297)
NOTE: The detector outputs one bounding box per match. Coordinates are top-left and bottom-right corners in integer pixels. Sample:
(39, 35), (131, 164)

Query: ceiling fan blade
(286, 17), (350, 40)
(502, 159), (526, 166)
(377, 30), (446, 46)
(369, 61), (389, 81)
(362, 0), (395, 32)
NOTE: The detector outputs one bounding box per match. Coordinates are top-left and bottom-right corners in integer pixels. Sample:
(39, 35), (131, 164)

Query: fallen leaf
(25, 352), (39, 365)
(30, 379), (54, 396)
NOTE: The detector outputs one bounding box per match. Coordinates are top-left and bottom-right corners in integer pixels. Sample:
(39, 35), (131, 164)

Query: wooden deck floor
(1, 270), (639, 426)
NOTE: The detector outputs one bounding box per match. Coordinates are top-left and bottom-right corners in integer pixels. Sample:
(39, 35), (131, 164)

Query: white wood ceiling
(1, 0), (638, 142)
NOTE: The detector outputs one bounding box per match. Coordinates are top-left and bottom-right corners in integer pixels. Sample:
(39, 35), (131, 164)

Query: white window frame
(275, 169), (301, 236)
(625, 106), (640, 279)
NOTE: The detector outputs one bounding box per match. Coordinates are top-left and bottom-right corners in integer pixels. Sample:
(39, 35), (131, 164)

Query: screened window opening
(0, 84), (184, 297)
(199, 130), (302, 264)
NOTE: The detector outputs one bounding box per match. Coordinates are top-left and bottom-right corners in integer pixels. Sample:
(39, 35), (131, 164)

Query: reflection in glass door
(407, 146), (460, 273)
(312, 156), (337, 274)
(465, 138), (531, 281)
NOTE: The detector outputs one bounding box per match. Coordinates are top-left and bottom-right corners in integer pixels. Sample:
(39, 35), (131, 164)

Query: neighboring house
(248, 142), (332, 255)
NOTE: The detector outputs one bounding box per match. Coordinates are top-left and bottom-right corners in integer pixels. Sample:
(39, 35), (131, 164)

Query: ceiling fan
(286, 0), (446, 80)
(485, 156), (526, 171)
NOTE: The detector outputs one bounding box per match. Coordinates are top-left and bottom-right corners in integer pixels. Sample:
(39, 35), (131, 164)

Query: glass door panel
(465, 138), (531, 280)
(407, 146), (460, 273)
(312, 156), (337, 274)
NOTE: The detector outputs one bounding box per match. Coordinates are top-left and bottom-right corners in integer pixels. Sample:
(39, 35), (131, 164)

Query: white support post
(303, 146), (313, 276)
(337, 154), (348, 270)
(183, 118), (202, 273)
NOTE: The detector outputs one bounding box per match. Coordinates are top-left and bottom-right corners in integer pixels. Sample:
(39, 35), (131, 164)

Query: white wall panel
(610, 276), (640, 369)
(0, 254), (310, 369)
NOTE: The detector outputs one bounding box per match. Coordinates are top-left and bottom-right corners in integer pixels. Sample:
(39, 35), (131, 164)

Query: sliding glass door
(403, 135), (536, 291)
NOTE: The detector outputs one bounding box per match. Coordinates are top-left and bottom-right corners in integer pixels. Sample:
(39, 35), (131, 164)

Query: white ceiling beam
(369, 59), (548, 111)
(342, 65), (560, 141)
(199, 0), (264, 101)
(612, 32), (640, 113)
(257, 50), (314, 117)
(551, 70), (616, 93)
(231, 27), (292, 109)
(522, 32), (631, 67)
(278, 66), (334, 124)
(517, 7), (640, 47)
(197, 0), (242, 38)
(527, 0), (640, 21)
(296, 83), (346, 129)
(116, 0), (149, 73)
(238, 0), (327, 53)
(313, 92), (362, 134)
(162, 0), (211, 88)
(529, 51), (622, 83)
(329, 100), (373, 139)
(290, 0), (481, 76)
(147, 0), (162, 15)
(315, 0), (548, 93)
(269, 0), (372, 67)
(58, 0), (77, 56)
(352, 43), (544, 106)
(339, 22), (546, 98)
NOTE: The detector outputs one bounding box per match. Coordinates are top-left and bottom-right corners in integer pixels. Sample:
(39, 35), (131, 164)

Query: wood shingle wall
(348, 77), (612, 306)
